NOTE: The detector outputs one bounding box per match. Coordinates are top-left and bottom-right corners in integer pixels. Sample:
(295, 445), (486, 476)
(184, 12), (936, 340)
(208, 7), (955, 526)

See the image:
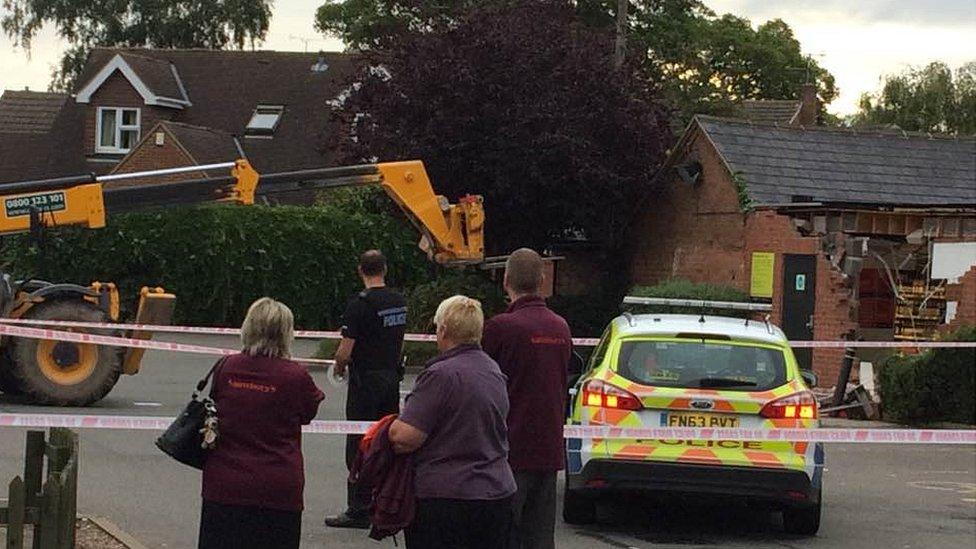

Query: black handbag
(155, 358), (224, 470)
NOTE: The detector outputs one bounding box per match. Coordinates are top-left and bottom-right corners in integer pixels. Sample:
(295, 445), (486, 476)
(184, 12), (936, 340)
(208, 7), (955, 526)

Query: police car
(564, 298), (823, 535)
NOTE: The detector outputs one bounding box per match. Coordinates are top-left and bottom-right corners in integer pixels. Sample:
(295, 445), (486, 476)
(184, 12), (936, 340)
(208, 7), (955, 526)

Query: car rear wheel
(562, 478), (597, 525)
(783, 498), (821, 536)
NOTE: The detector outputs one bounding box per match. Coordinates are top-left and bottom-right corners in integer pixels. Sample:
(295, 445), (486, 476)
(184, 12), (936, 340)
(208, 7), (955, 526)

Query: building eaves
(75, 53), (190, 109)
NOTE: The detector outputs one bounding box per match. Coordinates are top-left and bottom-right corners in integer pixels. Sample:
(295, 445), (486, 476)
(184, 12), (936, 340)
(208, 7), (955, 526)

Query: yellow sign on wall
(750, 252), (775, 298)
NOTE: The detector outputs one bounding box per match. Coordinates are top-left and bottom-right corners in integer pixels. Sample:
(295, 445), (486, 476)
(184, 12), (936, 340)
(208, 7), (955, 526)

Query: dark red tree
(330, 0), (673, 280)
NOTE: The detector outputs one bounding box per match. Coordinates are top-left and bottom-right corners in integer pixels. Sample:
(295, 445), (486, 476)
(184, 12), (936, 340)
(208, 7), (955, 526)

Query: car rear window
(616, 340), (787, 392)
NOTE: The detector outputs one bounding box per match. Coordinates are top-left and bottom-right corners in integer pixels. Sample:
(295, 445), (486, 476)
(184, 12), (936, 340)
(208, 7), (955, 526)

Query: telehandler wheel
(0, 354), (23, 395)
(8, 300), (124, 406)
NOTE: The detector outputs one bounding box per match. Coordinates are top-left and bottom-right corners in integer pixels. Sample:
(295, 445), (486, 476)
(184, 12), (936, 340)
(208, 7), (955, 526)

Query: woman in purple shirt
(199, 298), (324, 549)
(390, 295), (517, 549)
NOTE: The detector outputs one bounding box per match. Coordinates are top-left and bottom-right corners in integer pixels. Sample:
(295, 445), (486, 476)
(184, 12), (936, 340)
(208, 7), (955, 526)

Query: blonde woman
(199, 298), (325, 549)
(390, 295), (517, 548)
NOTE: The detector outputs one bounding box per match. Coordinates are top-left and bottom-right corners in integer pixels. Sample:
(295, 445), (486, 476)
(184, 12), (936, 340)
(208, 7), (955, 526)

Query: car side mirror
(800, 370), (818, 388)
(567, 351), (585, 390)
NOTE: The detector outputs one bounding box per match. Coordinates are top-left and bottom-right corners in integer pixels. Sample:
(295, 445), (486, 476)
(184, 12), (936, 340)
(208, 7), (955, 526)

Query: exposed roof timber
(75, 54), (191, 109)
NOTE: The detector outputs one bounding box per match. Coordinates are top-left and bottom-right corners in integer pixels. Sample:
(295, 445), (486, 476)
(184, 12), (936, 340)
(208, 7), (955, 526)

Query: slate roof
(118, 52), (187, 102)
(696, 116), (976, 207)
(163, 122), (238, 165)
(738, 100), (802, 125)
(0, 91), (70, 134)
(0, 94), (89, 184)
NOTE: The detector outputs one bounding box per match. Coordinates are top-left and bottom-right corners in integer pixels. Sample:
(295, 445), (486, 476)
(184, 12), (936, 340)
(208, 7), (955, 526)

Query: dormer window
(246, 105), (284, 136)
(96, 107), (140, 153)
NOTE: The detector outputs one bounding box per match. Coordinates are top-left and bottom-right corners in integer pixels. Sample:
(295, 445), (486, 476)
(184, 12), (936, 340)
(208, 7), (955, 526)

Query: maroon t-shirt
(482, 296), (572, 472)
(202, 353), (324, 511)
(398, 344), (516, 500)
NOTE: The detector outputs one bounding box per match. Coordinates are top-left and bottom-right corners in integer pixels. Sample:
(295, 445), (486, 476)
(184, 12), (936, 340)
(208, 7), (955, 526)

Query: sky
(1, 0), (974, 115)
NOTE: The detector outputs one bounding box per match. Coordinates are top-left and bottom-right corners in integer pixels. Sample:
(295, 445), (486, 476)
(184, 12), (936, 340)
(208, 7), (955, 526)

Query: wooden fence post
(55, 430), (77, 549)
(2, 429), (78, 549)
(6, 476), (25, 549)
(22, 432), (44, 508)
(35, 476), (60, 549)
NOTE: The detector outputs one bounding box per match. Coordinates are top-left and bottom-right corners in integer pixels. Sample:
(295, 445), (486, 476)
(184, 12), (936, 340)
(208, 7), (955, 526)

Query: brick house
(630, 116), (976, 381)
(0, 48), (360, 186)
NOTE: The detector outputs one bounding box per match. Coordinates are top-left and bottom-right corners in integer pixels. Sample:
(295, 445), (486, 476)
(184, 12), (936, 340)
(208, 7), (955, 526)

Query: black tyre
(783, 499), (821, 536)
(8, 300), (124, 406)
(0, 352), (23, 395)
(562, 478), (597, 525)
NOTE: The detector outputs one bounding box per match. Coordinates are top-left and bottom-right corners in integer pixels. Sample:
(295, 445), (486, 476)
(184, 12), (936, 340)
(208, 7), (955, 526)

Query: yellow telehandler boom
(0, 160), (484, 405)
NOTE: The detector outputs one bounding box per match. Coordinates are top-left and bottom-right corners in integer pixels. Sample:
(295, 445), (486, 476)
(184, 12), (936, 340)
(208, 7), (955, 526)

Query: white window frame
(245, 105), (284, 137)
(95, 106), (141, 154)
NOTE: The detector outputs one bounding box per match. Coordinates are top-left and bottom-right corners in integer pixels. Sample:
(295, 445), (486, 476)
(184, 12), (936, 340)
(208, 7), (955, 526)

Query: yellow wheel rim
(36, 338), (98, 386)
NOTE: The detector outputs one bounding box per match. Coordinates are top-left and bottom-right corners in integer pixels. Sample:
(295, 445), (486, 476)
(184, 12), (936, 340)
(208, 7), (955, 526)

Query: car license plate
(663, 412), (740, 428)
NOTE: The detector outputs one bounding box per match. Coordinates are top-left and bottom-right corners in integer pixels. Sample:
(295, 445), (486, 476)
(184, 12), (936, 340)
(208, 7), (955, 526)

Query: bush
(0, 202), (430, 328)
(878, 326), (976, 425)
(628, 279), (753, 317)
(405, 271), (506, 332)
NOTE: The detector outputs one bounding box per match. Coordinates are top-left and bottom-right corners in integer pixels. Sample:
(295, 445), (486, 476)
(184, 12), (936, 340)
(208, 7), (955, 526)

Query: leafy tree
(854, 61), (976, 134)
(328, 0), (673, 292)
(316, 0), (836, 119)
(2, 0), (274, 91)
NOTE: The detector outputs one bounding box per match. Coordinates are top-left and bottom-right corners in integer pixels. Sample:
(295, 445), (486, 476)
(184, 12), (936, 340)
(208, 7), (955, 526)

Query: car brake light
(760, 391), (818, 419)
(581, 380), (642, 410)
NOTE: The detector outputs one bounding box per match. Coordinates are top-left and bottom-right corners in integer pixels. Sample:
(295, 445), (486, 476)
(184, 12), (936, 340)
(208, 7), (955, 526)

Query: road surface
(0, 334), (973, 548)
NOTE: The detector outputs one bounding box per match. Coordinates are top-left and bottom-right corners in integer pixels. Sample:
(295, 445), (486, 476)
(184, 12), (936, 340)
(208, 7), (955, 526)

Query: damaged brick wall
(630, 131), (858, 381)
(944, 265), (976, 332)
(744, 212), (857, 382)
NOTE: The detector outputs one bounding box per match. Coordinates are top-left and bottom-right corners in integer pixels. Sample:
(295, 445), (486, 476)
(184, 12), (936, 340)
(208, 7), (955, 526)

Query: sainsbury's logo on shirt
(228, 379), (277, 393)
(531, 335), (568, 346)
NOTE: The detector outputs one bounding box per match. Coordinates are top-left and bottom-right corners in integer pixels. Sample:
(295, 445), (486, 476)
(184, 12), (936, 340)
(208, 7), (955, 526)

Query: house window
(245, 105), (284, 136)
(96, 107), (140, 153)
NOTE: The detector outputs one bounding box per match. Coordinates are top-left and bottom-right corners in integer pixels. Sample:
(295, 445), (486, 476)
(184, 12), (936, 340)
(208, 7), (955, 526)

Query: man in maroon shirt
(482, 248), (572, 549)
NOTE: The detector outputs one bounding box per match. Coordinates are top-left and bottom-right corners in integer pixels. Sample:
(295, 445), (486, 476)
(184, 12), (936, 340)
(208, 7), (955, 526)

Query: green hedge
(628, 279), (752, 317)
(878, 326), (976, 425)
(0, 202), (431, 328)
(405, 272), (506, 332)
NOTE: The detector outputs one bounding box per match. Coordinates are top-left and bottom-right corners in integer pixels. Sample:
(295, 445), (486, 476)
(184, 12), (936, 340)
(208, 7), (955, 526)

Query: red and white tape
(0, 318), (593, 346)
(2, 318), (974, 349)
(0, 323), (334, 366)
(0, 413), (972, 444)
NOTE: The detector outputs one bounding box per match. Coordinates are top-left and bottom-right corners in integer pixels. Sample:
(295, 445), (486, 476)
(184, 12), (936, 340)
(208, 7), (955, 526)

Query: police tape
(3, 318), (976, 349)
(0, 413), (973, 444)
(0, 323), (335, 366)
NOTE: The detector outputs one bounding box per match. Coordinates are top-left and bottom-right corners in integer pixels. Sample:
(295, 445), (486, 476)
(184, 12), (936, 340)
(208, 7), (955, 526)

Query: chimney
(798, 83), (820, 126)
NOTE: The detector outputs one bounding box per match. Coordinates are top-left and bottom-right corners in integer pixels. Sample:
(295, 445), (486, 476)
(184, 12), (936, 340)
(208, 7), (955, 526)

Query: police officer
(325, 250), (407, 529)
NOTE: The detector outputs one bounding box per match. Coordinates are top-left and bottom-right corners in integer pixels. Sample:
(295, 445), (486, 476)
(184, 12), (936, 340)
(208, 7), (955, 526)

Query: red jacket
(350, 414), (415, 540)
